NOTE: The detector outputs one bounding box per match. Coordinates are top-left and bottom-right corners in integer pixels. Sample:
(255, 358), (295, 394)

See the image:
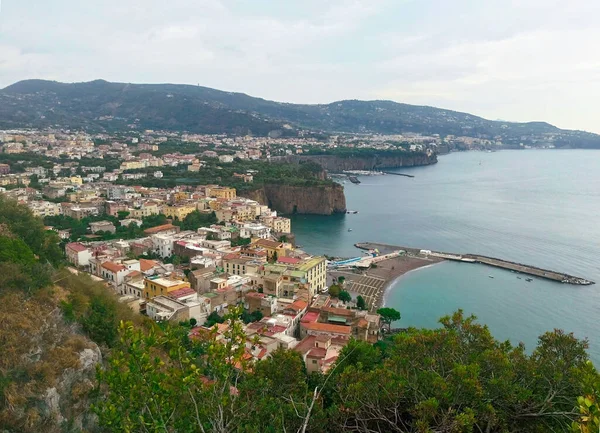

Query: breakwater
(382, 171), (415, 178)
(355, 242), (595, 286)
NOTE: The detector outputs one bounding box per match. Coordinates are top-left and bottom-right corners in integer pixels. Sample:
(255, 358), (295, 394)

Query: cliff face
(278, 153), (437, 172)
(242, 183), (346, 215)
(0, 289), (102, 433)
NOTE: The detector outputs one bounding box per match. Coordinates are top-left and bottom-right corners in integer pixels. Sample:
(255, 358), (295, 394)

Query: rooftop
(101, 262), (127, 273)
(143, 224), (178, 235)
(146, 277), (188, 288)
(66, 242), (88, 252)
(301, 322), (351, 335)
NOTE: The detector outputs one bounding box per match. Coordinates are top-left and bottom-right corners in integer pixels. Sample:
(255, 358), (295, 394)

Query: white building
(218, 155), (234, 163)
(151, 233), (175, 258)
(100, 262), (130, 291)
(65, 242), (92, 267)
(240, 223), (271, 239)
(28, 200), (62, 218)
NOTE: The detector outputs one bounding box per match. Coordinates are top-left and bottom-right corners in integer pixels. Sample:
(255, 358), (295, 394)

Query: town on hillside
(0, 128), (399, 374)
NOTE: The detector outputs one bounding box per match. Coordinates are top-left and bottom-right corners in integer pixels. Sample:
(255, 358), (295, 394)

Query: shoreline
(329, 254), (443, 311)
(381, 262), (442, 307)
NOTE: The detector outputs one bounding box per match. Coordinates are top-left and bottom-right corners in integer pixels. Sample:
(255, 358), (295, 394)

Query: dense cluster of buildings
(0, 128), (388, 373)
(62, 216), (378, 372)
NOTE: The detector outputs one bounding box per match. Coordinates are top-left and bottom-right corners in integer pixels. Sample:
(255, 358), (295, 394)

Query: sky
(1, 0), (599, 132)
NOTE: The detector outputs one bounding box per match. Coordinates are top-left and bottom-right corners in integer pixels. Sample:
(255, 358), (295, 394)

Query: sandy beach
(329, 254), (443, 311)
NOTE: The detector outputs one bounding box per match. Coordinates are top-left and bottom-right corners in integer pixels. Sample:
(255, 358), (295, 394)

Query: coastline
(329, 254), (443, 311)
(381, 262), (442, 307)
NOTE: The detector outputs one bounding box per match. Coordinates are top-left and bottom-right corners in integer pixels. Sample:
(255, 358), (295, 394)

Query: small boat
(526, 278), (533, 282)
(488, 275), (494, 279)
(346, 210), (359, 214)
(517, 277), (522, 280)
(348, 228), (353, 232)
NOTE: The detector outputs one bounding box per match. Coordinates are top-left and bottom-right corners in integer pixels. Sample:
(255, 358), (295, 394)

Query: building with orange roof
(143, 223), (180, 236)
(139, 258), (159, 272)
(100, 261), (130, 291)
(300, 321), (352, 339)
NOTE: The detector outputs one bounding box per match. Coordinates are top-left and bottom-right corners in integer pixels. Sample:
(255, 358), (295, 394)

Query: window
(312, 360), (317, 364)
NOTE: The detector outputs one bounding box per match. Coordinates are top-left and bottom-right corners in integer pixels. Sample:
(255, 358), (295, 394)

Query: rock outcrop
(276, 153), (437, 172)
(242, 183), (346, 215)
(0, 290), (102, 433)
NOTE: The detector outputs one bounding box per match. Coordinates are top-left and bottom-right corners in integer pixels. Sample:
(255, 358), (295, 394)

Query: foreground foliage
(96, 309), (599, 433)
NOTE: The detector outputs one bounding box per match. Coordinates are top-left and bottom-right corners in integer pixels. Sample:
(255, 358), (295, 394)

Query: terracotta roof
(168, 287), (195, 299)
(307, 347), (327, 358)
(294, 335), (317, 355)
(101, 262), (127, 273)
(323, 306), (355, 317)
(277, 257), (301, 265)
(285, 300), (308, 314)
(254, 239), (282, 249)
(301, 322), (351, 335)
(301, 311), (319, 323)
(357, 318), (369, 328)
(66, 242), (88, 252)
(143, 224), (177, 235)
(139, 259), (158, 272)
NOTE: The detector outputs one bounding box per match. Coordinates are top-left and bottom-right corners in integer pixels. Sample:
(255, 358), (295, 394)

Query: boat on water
(346, 210), (359, 214)
(526, 278), (533, 282)
(488, 275), (494, 279)
(348, 228), (353, 232)
(517, 277), (522, 280)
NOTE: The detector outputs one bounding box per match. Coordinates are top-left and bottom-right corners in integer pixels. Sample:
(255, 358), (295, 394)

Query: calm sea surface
(291, 150), (600, 362)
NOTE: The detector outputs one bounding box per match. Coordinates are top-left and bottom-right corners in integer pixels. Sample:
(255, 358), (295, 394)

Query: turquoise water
(291, 150), (600, 361)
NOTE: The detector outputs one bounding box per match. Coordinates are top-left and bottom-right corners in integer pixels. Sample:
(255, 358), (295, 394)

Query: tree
(189, 317), (197, 327)
(176, 210), (217, 231)
(116, 210), (130, 220)
(339, 290), (352, 303)
(95, 307), (325, 433)
(377, 307), (401, 332)
(81, 295), (118, 347)
(205, 311), (225, 328)
(356, 295), (367, 310)
(332, 310), (596, 433)
(328, 284), (341, 298)
(337, 276), (345, 284)
(0, 196), (63, 266)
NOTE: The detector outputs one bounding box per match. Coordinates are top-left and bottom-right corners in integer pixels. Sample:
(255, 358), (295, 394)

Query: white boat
(348, 228), (353, 232)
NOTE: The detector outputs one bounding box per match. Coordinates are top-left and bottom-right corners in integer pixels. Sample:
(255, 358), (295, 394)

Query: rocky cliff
(242, 183), (346, 215)
(277, 153), (437, 172)
(0, 288), (102, 433)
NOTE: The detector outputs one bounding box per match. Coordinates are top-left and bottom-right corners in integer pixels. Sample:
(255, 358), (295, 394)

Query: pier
(382, 171), (415, 178)
(354, 242), (595, 286)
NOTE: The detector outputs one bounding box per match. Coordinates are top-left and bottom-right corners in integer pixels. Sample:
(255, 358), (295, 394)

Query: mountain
(2, 79), (600, 148)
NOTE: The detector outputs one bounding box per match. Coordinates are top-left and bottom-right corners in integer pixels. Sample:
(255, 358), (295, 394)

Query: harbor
(354, 242), (595, 286)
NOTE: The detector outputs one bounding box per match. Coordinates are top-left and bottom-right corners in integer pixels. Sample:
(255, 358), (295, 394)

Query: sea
(290, 150), (600, 362)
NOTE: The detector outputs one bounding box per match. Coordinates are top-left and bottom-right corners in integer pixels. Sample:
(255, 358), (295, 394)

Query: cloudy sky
(1, 0), (599, 132)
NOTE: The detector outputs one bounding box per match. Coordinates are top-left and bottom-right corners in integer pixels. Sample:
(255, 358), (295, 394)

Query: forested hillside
(2, 79), (600, 148)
